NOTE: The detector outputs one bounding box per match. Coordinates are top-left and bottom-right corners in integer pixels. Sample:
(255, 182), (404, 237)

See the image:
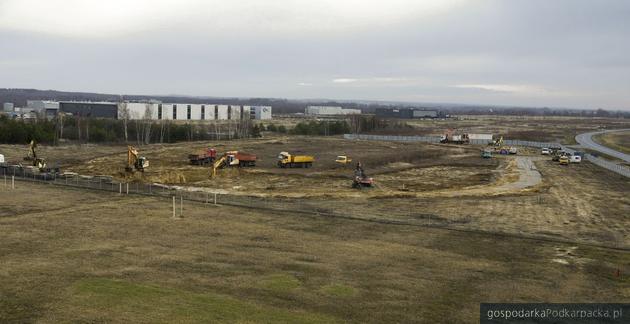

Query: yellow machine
(211, 155), (228, 177)
(24, 140), (47, 169)
(559, 155), (569, 165)
(126, 146), (149, 172)
(277, 152), (314, 168)
(210, 151), (257, 177)
(493, 136), (504, 147)
(335, 155), (352, 164)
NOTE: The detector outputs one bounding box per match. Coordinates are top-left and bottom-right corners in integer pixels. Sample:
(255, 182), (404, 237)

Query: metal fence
(1, 165), (546, 228)
(343, 133), (562, 148)
(344, 133), (630, 178)
(584, 154), (630, 178)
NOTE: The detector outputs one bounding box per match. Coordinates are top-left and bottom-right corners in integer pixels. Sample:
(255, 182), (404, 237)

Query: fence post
(126, 183), (129, 195)
(214, 193), (217, 205)
(172, 196), (176, 218)
(12, 176), (14, 189)
(119, 183), (122, 194)
(180, 196), (183, 216)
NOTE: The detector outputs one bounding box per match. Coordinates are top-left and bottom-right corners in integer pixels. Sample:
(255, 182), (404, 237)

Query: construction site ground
(1, 132), (629, 322)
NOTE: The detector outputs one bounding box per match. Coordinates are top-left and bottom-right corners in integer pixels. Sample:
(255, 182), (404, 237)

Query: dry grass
(1, 180), (629, 323)
(594, 131), (630, 155)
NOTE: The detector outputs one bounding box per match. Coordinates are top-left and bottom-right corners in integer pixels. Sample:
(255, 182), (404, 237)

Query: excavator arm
(211, 155), (227, 177)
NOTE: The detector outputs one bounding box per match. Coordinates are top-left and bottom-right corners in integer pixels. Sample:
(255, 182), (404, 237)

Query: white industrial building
(121, 102), (272, 121)
(305, 106), (361, 115)
(251, 106), (272, 120)
(22, 100), (272, 121)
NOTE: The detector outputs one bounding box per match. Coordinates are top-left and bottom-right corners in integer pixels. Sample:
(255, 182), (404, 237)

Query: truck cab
(335, 155), (352, 164)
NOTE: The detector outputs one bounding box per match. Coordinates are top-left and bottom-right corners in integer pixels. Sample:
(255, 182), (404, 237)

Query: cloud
(332, 78), (358, 84)
(332, 77), (412, 85)
(0, 0), (467, 37)
(453, 84), (547, 94)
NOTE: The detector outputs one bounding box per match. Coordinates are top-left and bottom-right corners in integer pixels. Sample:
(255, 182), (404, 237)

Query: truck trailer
(277, 152), (314, 168)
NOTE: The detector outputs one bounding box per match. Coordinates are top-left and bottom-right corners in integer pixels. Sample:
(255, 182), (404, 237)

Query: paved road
(575, 129), (630, 163)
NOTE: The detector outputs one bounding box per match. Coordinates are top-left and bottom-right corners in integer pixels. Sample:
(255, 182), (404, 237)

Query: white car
(541, 148), (551, 155)
(570, 155), (582, 163)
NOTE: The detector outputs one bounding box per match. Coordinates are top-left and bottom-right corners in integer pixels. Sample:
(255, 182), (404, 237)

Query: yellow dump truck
(277, 151), (314, 168)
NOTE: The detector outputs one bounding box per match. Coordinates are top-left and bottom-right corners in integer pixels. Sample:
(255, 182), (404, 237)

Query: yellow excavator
(211, 155), (228, 177)
(126, 146), (149, 172)
(24, 140), (47, 169)
(493, 136), (504, 147)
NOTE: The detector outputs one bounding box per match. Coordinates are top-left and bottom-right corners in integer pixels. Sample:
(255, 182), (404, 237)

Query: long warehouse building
(57, 101), (272, 120)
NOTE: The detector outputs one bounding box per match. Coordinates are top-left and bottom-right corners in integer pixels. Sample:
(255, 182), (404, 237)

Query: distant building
(251, 106), (272, 120)
(305, 106), (361, 115)
(27, 100), (60, 117)
(57, 101), (272, 121)
(3, 102), (14, 112)
(59, 101), (119, 118)
(375, 108), (441, 119)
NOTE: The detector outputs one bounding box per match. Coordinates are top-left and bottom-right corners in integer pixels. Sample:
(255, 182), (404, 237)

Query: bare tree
(143, 103), (153, 144)
(118, 102), (130, 143)
(159, 121), (166, 143)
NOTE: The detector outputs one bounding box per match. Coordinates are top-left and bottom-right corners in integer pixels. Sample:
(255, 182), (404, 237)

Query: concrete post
(214, 193), (217, 205)
(180, 196), (183, 216)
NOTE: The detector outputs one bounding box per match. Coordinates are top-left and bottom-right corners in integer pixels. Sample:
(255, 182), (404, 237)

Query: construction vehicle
(352, 162), (374, 188)
(189, 148), (217, 165)
(493, 136), (504, 147)
(552, 150), (570, 162)
(211, 151), (256, 177)
(559, 155), (569, 165)
(481, 149), (493, 158)
(126, 146), (149, 172)
(23, 140), (47, 169)
(277, 152), (314, 168)
(335, 155), (352, 165)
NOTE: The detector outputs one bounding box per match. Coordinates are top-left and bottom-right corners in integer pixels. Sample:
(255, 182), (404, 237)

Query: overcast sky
(1, 0), (629, 109)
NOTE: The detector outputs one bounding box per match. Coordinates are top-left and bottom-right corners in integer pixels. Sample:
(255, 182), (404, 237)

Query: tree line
(0, 115), (264, 145)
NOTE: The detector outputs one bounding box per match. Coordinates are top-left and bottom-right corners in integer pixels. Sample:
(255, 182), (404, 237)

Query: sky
(0, 0), (629, 110)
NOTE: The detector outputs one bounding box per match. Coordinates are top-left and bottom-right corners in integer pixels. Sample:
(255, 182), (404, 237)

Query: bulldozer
(126, 146), (149, 172)
(23, 140), (47, 170)
(352, 162), (374, 189)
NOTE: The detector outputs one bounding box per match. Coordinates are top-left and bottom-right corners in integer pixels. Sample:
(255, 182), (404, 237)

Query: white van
(570, 155), (582, 163)
(541, 148), (551, 155)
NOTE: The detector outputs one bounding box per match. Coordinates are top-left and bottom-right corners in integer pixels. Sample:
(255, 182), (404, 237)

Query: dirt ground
(1, 181), (629, 323)
(0, 137), (501, 198)
(1, 122), (629, 322)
